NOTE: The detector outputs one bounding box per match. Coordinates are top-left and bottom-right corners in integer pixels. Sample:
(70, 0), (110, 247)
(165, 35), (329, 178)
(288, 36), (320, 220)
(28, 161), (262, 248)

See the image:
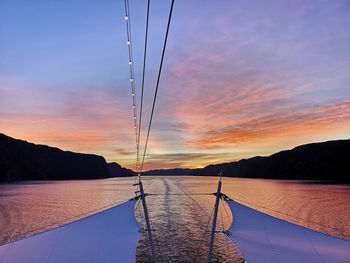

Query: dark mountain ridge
(0, 133), (134, 182)
(1, 133), (349, 182)
(145, 139), (350, 182)
(142, 168), (200, 176)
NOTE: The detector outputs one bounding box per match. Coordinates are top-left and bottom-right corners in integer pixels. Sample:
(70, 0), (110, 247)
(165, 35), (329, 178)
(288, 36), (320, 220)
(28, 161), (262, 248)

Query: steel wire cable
(123, 0), (139, 171)
(220, 199), (231, 258)
(194, 206), (215, 262)
(221, 199), (233, 228)
(136, 0), (151, 176)
(140, 0), (175, 174)
(148, 214), (165, 262)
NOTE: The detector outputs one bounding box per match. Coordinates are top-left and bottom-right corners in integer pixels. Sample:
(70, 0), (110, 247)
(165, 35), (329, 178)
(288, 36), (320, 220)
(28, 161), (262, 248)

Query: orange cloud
(186, 101), (350, 150)
(0, 86), (139, 167)
(2, 0), (350, 171)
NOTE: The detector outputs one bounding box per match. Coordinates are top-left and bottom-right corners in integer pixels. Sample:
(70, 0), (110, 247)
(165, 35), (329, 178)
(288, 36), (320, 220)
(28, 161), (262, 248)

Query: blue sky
(1, 0), (350, 170)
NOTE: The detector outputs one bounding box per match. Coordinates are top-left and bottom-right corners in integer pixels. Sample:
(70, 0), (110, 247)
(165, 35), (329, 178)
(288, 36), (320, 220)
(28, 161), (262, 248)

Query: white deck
(0, 200), (141, 263)
(227, 200), (350, 263)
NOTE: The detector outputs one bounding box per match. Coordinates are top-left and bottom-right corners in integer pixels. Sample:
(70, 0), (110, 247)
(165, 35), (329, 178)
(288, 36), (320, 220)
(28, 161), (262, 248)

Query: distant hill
(2, 133), (349, 183)
(145, 140), (350, 182)
(0, 133), (134, 182)
(142, 168), (200, 176)
(107, 162), (134, 177)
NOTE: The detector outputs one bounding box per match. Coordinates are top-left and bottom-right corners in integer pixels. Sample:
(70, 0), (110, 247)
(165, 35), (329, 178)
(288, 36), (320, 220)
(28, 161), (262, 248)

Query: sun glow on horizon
(1, 0), (350, 170)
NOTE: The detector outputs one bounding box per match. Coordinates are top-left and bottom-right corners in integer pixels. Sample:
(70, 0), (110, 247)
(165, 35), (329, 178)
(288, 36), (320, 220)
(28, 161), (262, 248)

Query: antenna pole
(138, 181), (157, 263)
(207, 177), (222, 262)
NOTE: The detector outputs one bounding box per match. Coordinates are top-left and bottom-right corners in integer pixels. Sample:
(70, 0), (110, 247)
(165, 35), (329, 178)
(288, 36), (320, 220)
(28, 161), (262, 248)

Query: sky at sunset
(1, 0), (350, 170)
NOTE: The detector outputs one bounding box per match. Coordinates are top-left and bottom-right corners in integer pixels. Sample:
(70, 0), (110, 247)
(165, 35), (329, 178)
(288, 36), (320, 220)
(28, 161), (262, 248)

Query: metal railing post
(207, 179), (222, 262)
(138, 181), (157, 263)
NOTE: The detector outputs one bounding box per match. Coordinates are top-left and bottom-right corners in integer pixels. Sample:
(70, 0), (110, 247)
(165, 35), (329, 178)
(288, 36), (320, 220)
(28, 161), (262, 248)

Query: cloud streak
(187, 101), (350, 150)
(1, 0), (350, 170)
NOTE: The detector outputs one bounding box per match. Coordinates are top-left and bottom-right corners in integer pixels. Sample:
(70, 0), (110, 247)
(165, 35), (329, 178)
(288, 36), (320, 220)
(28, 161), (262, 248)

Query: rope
(143, 189), (350, 239)
(148, 193), (212, 196)
(136, 0), (151, 175)
(221, 198), (233, 228)
(174, 186), (214, 219)
(140, 0), (175, 174)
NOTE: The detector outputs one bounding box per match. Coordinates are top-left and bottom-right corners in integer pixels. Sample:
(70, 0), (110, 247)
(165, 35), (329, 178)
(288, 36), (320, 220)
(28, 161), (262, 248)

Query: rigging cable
(139, 0), (175, 174)
(219, 199), (231, 258)
(148, 214), (165, 262)
(194, 206), (215, 262)
(123, 0), (139, 172)
(136, 0), (151, 178)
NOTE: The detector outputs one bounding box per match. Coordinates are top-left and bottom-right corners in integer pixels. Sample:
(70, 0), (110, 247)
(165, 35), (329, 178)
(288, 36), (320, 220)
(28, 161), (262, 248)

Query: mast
(136, 180), (157, 263)
(207, 170), (223, 262)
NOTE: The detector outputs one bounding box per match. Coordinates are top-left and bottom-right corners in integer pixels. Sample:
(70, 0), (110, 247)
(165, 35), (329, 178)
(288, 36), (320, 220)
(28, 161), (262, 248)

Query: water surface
(1, 176), (349, 262)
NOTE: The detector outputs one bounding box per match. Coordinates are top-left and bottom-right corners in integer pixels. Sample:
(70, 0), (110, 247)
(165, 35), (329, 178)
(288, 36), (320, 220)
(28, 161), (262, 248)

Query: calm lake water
(1, 176), (350, 262)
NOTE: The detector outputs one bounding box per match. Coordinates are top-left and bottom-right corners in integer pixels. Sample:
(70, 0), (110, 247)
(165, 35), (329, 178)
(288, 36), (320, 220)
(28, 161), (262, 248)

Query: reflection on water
(1, 176), (350, 262)
(179, 176), (350, 241)
(135, 178), (244, 262)
(0, 178), (138, 244)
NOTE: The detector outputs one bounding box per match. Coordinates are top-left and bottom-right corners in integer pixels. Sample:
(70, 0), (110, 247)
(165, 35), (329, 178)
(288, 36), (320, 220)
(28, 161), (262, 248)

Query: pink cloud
(0, 85), (139, 167)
